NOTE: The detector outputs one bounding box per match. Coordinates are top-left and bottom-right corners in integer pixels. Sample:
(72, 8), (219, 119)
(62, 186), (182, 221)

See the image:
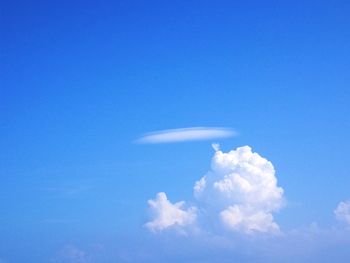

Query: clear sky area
(1, 0), (350, 262)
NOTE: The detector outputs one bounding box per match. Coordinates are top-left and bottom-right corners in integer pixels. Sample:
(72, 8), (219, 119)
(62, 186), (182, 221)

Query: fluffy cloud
(145, 192), (197, 232)
(220, 205), (279, 234)
(334, 200), (350, 226)
(195, 145), (284, 234)
(135, 127), (236, 144)
(146, 145), (284, 235)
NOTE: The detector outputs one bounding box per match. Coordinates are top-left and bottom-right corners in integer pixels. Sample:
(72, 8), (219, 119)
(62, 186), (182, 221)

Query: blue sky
(1, 0), (350, 262)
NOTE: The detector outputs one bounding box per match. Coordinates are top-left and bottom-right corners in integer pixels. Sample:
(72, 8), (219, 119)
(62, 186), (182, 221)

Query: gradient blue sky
(1, 0), (350, 262)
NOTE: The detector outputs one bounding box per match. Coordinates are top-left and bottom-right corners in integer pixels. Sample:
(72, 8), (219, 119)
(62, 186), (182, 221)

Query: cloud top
(136, 127), (236, 144)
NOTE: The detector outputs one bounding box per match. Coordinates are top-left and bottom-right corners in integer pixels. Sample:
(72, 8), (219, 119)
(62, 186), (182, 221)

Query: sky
(1, 0), (350, 262)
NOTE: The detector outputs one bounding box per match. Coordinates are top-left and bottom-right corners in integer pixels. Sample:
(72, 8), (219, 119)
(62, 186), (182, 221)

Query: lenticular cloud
(145, 145), (284, 235)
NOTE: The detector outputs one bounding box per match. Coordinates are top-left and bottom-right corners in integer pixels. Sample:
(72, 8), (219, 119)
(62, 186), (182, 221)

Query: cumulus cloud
(195, 145), (284, 234)
(146, 145), (284, 235)
(145, 192), (197, 232)
(334, 200), (350, 226)
(220, 205), (279, 233)
(135, 127), (236, 144)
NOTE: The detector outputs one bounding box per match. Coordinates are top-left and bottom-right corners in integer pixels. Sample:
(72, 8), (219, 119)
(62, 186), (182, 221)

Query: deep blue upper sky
(1, 0), (350, 262)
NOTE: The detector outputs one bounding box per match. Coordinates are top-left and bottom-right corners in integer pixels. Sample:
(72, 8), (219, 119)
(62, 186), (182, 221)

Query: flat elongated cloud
(136, 127), (236, 144)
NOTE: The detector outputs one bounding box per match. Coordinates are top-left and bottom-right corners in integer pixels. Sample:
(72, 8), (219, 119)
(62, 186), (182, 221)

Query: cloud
(334, 200), (350, 226)
(135, 127), (236, 144)
(220, 205), (279, 234)
(145, 145), (284, 235)
(195, 145), (284, 234)
(145, 192), (197, 232)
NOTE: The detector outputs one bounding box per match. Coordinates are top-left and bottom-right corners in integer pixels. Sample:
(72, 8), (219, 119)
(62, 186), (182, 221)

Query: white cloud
(220, 205), (279, 234)
(334, 200), (350, 226)
(194, 145), (284, 234)
(135, 127), (236, 144)
(145, 192), (197, 232)
(146, 145), (284, 235)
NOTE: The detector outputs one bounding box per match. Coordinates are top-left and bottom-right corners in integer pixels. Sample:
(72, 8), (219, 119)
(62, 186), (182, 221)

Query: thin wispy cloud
(135, 127), (236, 144)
